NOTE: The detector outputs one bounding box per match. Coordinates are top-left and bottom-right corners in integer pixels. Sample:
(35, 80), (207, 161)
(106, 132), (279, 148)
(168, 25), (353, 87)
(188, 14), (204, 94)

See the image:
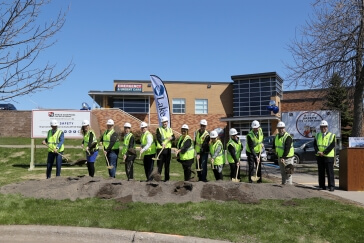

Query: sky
(8, 0), (314, 110)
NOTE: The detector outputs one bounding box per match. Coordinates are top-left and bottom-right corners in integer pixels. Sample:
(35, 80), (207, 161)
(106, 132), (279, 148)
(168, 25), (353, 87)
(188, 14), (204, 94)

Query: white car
(237, 135), (267, 161)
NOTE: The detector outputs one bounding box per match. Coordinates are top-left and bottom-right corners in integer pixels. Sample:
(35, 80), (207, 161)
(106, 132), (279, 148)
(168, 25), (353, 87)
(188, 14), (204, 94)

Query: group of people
(42, 117), (337, 191)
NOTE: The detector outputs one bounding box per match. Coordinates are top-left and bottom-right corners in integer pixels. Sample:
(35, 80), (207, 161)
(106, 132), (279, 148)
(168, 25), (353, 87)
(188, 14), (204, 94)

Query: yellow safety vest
(274, 132), (294, 158)
(177, 135), (195, 160)
(156, 127), (173, 149)
(315, 132), (335, 157)
(141, 130), (156, 155)
(194, 129), (209, 153)
(209, 140), (224, 165)
(102, 129), (120, 150)
(121, 132), (135, 156)
(47, 129), (64, 152)
(246, 128), (263, 153)
(83, 130), (98, 151)
(227, 138), (242, 163)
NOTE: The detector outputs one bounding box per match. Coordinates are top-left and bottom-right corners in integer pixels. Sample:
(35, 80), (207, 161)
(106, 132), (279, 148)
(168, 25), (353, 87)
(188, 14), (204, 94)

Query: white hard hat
(106, 119), (114, 125)
(210, 130), (218, 138)
(161, 116), (169, 122)
(181, 124), (189, 130)
(229, 128), (238, 136)
(124, 122), (131, 128)
(140, 122), (148, 128)
(277, 121), (285, 128)
(320, 120), (328, 127)
(251, 120), (260, 128)
(200, 119), (207, 126)
(50, 120), (58, 126)
(82, 120), (90, 126)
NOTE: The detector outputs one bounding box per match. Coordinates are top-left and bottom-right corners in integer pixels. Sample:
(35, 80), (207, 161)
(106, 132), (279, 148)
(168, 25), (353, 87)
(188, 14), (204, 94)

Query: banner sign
(349, 137), (364, 148)
(32, 110), (91, 138)
(282, 110), (341, 139)
(150, 75), (171, 127)
(115, 84), (142, 92)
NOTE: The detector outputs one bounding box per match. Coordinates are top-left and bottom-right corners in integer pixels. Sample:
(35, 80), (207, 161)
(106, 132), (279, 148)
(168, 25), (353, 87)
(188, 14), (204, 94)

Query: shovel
(152, 147), (164, 161)
(70, 158), (87, 166)
(102, 148), (114, 169)
(251, 153), (261, 182)
(43, 143), (70, 162)
(195, 155), (202, 172)
(231, 163), (240, 182)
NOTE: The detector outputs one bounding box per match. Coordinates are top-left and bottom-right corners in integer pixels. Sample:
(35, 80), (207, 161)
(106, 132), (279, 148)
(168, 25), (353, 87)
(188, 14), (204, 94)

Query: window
(195, 99), (208, 114)
(113, 98), (149, 113)
(172, 98), (185, 114)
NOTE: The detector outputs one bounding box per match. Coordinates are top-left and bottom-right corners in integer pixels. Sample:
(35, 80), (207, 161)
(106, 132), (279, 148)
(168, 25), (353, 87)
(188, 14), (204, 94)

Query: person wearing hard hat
(227, 128), (242, 181)
(209, 130), (224, 180)
(246, 120), (264, 183)
(155, 116), (175, 182)
(99, 119), (120, 178)
(42, 119), (65, 179)
(194, 119), (210, 182)
(121, 122), (136, 181)
(313, 120), (336, 191)
(80, 120), (99, 177)
(176, 124), (195, 181)
(140, 122), (156, 181)
(271, 121), (294, 185)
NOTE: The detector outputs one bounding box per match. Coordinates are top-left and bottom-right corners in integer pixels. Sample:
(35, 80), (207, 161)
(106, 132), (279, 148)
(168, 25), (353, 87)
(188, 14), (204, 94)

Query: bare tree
(286, 0), (364, 136)
(0, 0), (74, 102)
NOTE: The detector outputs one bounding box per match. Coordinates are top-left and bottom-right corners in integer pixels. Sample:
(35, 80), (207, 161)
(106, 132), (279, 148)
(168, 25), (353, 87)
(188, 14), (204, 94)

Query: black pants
(180, 159), (194, 181)
(143, 154), (155, 181)
(125, 155), (136, 180)
(317, 156), (335, 189)
(229, 163), (240, 180)
(87, 162), (95, 177)
(157, 148), (171, 181)
(247, 152), (261, 182)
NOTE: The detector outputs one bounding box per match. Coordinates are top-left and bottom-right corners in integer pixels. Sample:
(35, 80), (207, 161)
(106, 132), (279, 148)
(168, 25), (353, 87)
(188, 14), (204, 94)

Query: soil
(0, 175), (336, 205)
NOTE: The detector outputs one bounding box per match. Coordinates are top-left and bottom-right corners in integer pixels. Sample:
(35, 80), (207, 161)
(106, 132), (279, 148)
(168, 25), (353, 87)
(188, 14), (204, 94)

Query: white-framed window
(195, 99), (208, 114)
(172, 98), (185, 114)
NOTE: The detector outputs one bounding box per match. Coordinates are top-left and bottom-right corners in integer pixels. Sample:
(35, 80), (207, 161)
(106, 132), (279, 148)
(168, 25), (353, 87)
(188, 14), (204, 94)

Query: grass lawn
(0, 137), (363, 242)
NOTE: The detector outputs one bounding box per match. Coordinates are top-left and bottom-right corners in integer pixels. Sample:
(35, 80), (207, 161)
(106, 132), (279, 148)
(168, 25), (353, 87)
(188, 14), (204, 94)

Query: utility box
(339, 148), (364, 191)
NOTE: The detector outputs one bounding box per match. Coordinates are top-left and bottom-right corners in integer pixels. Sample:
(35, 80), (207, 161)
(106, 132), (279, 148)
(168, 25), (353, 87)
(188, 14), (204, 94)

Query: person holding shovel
(271, 122), (294, 185)
(42, 119), (64, 179)
(100, 119), (120, 178)
(156, 116), (175, 182)
(209, 130), (224, 181)
(80, 120), (99, 177)
(194, 119), (210, 182)
(139, 122), (156, 181)
(246, 120), (264, 183)
(227, 128), (242, 182)
(121, 122), (136, 181)
(176, 124), (195, 181)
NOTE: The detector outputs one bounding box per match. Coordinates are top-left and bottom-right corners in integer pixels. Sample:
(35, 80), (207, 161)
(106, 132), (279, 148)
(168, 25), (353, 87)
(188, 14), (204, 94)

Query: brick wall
(0, 111), (31, 137)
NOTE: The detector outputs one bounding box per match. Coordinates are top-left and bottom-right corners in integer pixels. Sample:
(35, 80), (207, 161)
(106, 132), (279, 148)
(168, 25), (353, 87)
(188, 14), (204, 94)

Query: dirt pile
(0, 176), (332, 204)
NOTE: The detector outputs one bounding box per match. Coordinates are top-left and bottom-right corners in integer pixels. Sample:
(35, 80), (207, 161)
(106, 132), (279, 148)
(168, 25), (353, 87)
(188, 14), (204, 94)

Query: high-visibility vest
(315, 132), (335, 157)
(209, 140), (224, 165)
(177, 135), (195, 160)
(141, 130), (156, 155)
(194, 129), (209, 153)
(246, 128), (263, 153)
(102, 129), (120, 150)
(83, 130), (98, 151)
(121, 132), (135, 156)
(274, 132), (294, 158)
(156, 127), (173, 149)
(227, 138), (242, 163)
(47, 129), (64, 152)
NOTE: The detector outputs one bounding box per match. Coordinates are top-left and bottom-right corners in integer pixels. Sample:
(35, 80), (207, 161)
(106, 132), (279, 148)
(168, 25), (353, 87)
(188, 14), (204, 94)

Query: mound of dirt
(0, 176), (332, 204)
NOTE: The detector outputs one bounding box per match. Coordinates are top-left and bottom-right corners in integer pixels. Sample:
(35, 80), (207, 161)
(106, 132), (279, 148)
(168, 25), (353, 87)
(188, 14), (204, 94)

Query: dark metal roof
(231, 72), (283, 83)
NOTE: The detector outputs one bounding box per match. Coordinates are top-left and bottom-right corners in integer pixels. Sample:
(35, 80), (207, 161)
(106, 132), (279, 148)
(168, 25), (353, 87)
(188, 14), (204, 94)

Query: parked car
(0, 103), (17, 110)
(238, 135), (267, 161)
(267, 138), (340, 166)
(263, 135), (275, 151)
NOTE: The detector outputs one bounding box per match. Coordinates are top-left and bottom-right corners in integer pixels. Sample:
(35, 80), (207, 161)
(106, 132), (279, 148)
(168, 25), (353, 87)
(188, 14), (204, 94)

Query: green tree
(286, 0), (364, 136)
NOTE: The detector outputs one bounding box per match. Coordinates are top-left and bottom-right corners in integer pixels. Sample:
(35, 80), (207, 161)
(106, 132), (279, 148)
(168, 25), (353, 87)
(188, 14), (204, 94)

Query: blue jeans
(46, 152), (62, 179)
(197, 153), (208, 181)
(107, 150), (118, 178)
